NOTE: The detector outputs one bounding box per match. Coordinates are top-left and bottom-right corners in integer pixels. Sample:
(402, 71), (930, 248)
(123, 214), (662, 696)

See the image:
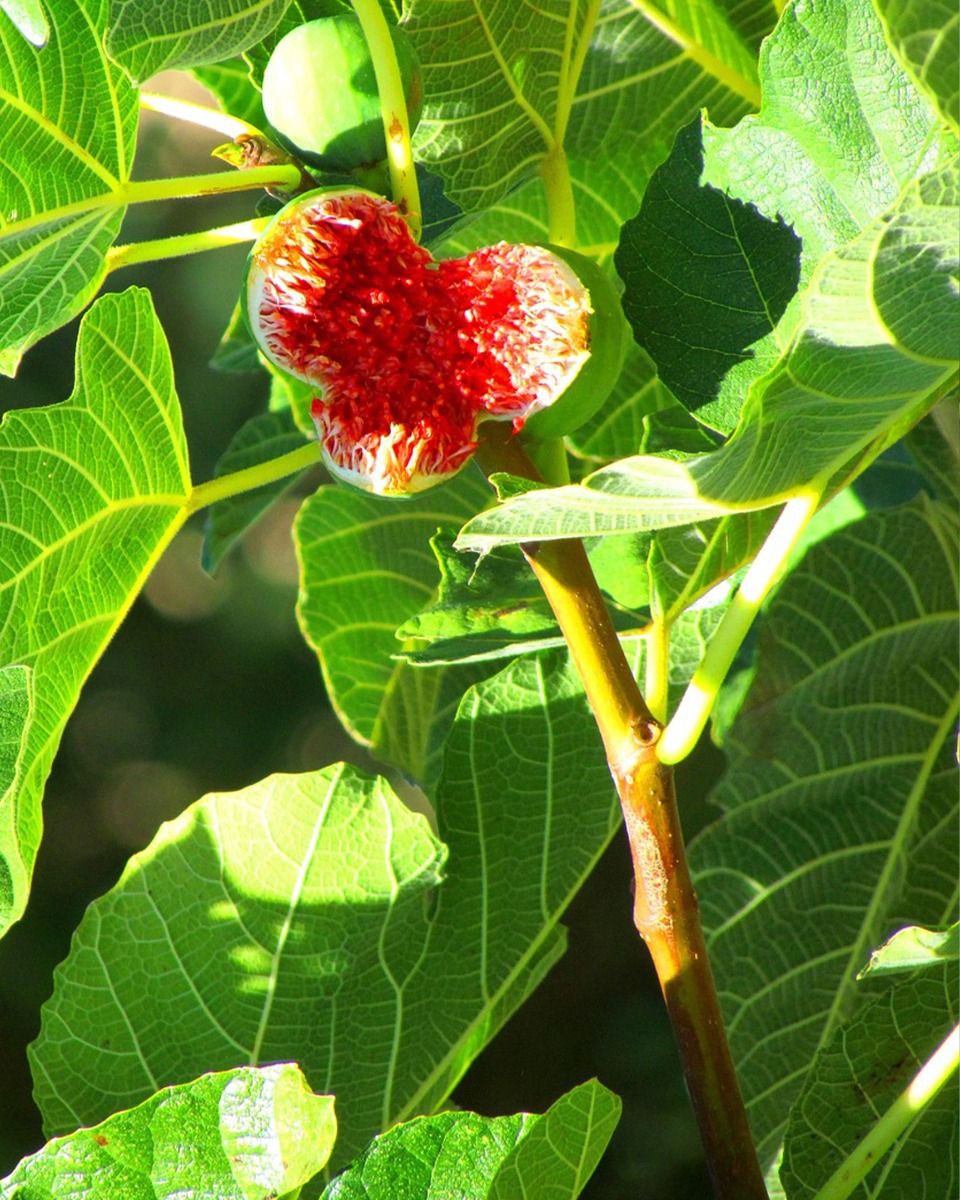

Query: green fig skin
(521, 247), (630, 443)
(261, 15), (423, 172)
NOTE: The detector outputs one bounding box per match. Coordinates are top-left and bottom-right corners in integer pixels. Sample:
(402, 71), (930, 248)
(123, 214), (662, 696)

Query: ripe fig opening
(245, 189), (612, 495)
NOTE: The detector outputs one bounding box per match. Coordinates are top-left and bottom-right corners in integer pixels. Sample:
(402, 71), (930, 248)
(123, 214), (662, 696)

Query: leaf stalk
(352, 0), (422, 238)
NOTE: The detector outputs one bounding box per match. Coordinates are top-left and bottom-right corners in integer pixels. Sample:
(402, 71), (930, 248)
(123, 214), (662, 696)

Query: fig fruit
(521, 247), (629, 442)
(246, 188), (606, 495)
(261, 15), (423, 172)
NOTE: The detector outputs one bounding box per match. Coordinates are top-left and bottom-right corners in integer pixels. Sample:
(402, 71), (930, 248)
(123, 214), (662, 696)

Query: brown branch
(474, 422), (768, 1200)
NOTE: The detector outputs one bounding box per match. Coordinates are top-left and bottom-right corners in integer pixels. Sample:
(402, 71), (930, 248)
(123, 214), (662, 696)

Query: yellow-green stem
(351, 0), (422, 237)
(107, 218), (269, 274)
(0, 165), (302, 242)
(186, 442), (320, 515)
(813, 1024), (959, 1200)
(541, 143), (577, 247)
(645, 618), (671, 725)
(140, 91), (260, 140)
(658, 491), (819, 764)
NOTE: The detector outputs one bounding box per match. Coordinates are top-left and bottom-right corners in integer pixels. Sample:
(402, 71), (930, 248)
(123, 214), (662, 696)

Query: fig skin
(261, 15), (423, 172)
(521, 247), (630, 442)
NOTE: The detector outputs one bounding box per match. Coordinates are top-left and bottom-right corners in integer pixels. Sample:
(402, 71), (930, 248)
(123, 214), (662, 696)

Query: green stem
(0, 165), (302, 243)
(140, 91), (260, 140)
(475, 424), (768, 1200)
(351, 0), (422, 237)
(813, 1024), (959, 1200)
(645, 617), (670, 726)
(657, 491), (819, 765)
(541, 142), (577, 247)
(107, 218), (269, 273)
(185, 442), (320, 516)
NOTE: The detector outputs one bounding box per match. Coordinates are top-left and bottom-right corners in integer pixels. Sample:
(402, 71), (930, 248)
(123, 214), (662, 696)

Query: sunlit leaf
(0, 288), (191, 936)
(32, 654), (624, 1168)
(688, 498), (959, 1183)
(408, 0), (760, 220)
(874, 0), (959, 131)
(0, 0), (138, 374)
(0, 0), (46, 45)
(456, 160), (959, 550)
(1, 1063), (336, 1199)
(323, 1079), (620, 1199)
(858, 922), (960, 978)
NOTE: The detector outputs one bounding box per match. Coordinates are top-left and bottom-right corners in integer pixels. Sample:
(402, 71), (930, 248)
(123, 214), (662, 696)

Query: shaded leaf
(32, 654), (624, 1169)
(858, 922), (960, 978)
(0, 288), (191, 936)
(905, 403), (960, 504)
(0, 0), (138, 374)
(781, 966), (959, 1198)
(1, 1063), (336, 1199)
(295, 468), (491, 781)
(107, 0), (291, 81)
(202, 408), (311, 573)
(323, 1079), (619, 1199)
(616, 117), (801, 434)
(192, 60), (267, 132)
(688, 498), (959, 1181)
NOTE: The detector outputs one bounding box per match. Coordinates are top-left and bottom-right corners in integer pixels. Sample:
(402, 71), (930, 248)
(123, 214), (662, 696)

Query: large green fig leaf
(407, 0), (761, 228)
(1, 1063), (337, 1199)
(456, 159), (959, 549)
(31, 653), (624, 1169)
(107, 0), (290, 81)
(687, 498), (959, 1186)
(295, 469), (492, 783)
(0, 0), (138, 374)
(0, 288), (191, 937)
(323, 1080), (620, 1199)
(781, 966), (959, 1199)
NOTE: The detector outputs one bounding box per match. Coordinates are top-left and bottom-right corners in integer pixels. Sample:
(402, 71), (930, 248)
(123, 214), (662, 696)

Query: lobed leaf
(781, 966), (959, 1198)
(688, 498), (959, 1183)
(0, 0), (138, 374)
(323, 1079), (620, 1199)
(0, 288), (191, 936)
(31, 653), (625, 1169)
(1, 1063), (336, 1199)
(407, 0), (759, 231)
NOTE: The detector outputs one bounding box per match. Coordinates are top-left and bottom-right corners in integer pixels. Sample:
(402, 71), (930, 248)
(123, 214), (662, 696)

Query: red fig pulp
(247, 189), (591, 494)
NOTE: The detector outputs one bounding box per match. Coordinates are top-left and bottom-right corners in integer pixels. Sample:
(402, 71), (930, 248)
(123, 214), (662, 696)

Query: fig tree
(261, 15), (423, 172)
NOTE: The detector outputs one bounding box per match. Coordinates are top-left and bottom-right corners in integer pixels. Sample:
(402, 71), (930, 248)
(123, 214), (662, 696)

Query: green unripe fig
(521, 247), (630, 442)
(261, 14), (423, 171)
